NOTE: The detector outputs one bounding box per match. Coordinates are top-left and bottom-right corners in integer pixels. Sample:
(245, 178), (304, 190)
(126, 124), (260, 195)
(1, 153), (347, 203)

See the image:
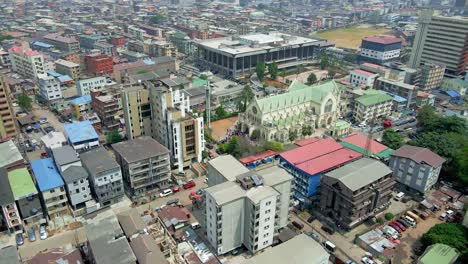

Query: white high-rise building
(205, 155), (293, 255)
(8, 45), (46, 79)
(38, 76), (62, 101)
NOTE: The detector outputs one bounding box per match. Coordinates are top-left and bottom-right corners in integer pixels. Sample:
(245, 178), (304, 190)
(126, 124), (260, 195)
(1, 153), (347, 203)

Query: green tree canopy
(107, 130), (123, 144)
(328, 68), (336, 79)
(150, 14), (167, 24)
(268, 61), (278, 79)
(18, 93), (32, 111)
(0, 33), (13, 42)
(256, 61), (266, 81)
(288, 129), (298, 142)
(227, 137), (241, 157)
(382, 129), (404, 150)
(384, 213), (394, 221)
(238, 85), (254, 112)
(251, 129), (261, 140)
(320, 53), (329, 69)
(307, 73), (317, 85)
(421, 223), (468, 262)
(263, 141), (284, 152)
(302, 124), (313, 136)
(215, 105), (227, 119)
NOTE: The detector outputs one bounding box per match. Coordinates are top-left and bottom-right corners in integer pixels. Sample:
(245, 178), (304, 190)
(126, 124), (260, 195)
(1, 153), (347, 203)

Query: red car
(389, 222), (402, 233)
(183, 181), (196, 190)
(172, 185), (180, 192)
(392, 221), (406, 232)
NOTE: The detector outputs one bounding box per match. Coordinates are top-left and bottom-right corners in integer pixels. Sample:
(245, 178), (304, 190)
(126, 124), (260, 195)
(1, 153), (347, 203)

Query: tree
(219, 143), (228, 153)
(421, 223), (468, 262)
(18, 93), (32, 111)
(177, 84), (184, 90)
(106, 130), (122, 144)
(382, 129), (404, 150)
(256, 61), (266, 81)
(384, 213), (394, 221)
(280, 69), (287, 79)
(307, 73), (317, 85)
(268, 61), (278, 79)
(320, 53), (329, 69)
(215, 105), (227, 119)
(227, 137), (241, 157)
(239, 85), (254, 112)
(150, 14), (167, 24)
(263, 141), (284, 152)
(288, 129), (298, 142)
(376, 217), (384, 224)
(251, 129), (261, 140)
(0, 34), (13, 42)
(416, 105), (439, 132)
(328, 68), (336, 79)
(296, 65), (304, 76)
(302, 124), (313, 136)
(199, 74), (208, 80)
(343, 53), (358, 64)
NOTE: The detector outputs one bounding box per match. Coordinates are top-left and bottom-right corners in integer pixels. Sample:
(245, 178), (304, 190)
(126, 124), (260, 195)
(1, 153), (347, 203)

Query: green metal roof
(8, 168), (38, 200)
(257, 80), (338, 114)
(334, 120), (351, 129)
(419, 244), (459, 264)
(375, 148), (394, 159)
(339, 141), (394, 159)
(192, 77), (208, 88)
(355, 90), (393, 107)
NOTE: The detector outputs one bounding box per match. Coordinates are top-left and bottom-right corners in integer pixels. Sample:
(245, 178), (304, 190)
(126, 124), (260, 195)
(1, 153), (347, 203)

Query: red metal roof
(297, 148), (363, 176)
(341, 133), (388, 154)
(391, 145), (445, 168)
(239, 150), (276, 164)
(363, 36), (402, 45)
(351, 69), (376, 77)
(281, 138), (343, 165)
(294, 137), (320, 147)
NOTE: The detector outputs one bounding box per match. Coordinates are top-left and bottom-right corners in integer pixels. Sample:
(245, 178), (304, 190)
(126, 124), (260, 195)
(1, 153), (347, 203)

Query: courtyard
(312, 25), (391, 50)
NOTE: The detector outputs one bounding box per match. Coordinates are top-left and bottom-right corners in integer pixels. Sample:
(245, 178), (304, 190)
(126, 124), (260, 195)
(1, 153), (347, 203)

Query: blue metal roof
(387, 92), (407, 103)
(71, 95), (92, 105)
(58, 75), (73, 82)
(32, 41), (53, 48)
(445, 90), (461, 98)
(31, 158), (64, 192)
(64, 120), (99, 144)
(47, 70), (62, 78)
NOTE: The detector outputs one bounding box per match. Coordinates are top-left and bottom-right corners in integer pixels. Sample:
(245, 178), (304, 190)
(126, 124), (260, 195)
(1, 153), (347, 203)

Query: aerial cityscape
(0, 0), (467, 264)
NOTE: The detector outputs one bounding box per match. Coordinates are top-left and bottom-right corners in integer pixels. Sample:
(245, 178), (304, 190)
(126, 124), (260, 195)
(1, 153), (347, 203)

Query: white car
(160, 189), (173, 197)
(362, 257), (375, 264)
(39, 225), (47, 240)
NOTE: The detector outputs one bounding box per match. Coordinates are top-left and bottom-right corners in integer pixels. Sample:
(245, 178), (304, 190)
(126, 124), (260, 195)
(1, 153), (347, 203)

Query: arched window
(324, 99), (333, 113)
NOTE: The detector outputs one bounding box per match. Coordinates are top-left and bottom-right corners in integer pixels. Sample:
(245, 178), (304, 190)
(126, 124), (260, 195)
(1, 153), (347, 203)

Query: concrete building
(359, 36), (402, 65)
(91, 91), (121, 132)
(79, 34), (103, 50)
(149, 83), (204, 172)
(43, 34), (80, 53)
(121, 86), (151, 139)
(389, 145), (445, 194)
(353, 90), (393, 124)
(63, 121), (99, 152)
(244, 234), (329, 264)
(61, 166), (92, 210)
(170, 32), (196, 55)
(128, 26), (146, 41)
(8, 45), (46, 79)
(55, 59), (81, 80)
(85, 53), (113, 76)
(113, 137), (171, 197)
(409, 10), (468, 77)
(38, 75), (62, 101)
(41, 132), (67, 151)
(119, 50), (149, 62)
(376, 78), (417, 109)
(319, 158), (395, 229)
(7, 168), (44, 226)
(0, 75), (17, 138)
(51, 145), (81, 172)
(418, 63), (445, 91)
(31, 158), (68, 219)
(349, 69), (379, 87)
(205, 155), (293, 255)
(77, 77), (107, 96)
(238, 80), (341, 143)
(80, 147), (124, 207)
(70, 95), (92, 120)
(94, 42), (114, 56)
(0, 168), (22, 233)
(196, 32), (331, 78)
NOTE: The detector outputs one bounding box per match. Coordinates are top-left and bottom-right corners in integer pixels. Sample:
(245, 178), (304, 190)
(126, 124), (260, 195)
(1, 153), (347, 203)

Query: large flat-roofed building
(319, 158), (395, 229)
(43, 34), (80, 53)
(196, 32), (332, 78)
(55, 59), (81, 80)
(359, 36), (402, 65)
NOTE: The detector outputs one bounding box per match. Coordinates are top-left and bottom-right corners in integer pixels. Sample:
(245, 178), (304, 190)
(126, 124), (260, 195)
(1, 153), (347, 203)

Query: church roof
(256, 80), (338, 114)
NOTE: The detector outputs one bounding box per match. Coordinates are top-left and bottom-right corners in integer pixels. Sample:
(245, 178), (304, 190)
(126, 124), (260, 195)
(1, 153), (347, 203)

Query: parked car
(172, 185), (180, 193)
(27, 228), (36, 242)
(166, 198), (180, 206)
(43, 126), (55, 133)
(39, 225), (47, 240)
(160, 189), (173, 197)
(394, 192), (405, 201)
(291, 221), (304, 230)
(306, 232), (320, 242)
(403, 216), (416, 226)
(196, 188), (205, 195)
(362, 257), (375, 264)
(389, 222), (402, 233)
(307, 215), (315, 223)
(321, 225), (335, 235)
(397, 218), (412, 228)
(183, 181), (196, 190)
(15, 233), (24, 246)
(392, 221), (406, 232)
(439, 210), (454, 221)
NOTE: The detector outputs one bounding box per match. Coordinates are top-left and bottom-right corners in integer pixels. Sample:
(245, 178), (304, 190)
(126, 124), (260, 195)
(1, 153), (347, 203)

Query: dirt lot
(312, 25), (391, 50)
(209, 117), (238, 141)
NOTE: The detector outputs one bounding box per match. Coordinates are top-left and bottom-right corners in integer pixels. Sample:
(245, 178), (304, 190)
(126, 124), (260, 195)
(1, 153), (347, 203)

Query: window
(324, 99), (333, 113)
(263, 233), (269, 238)
(266, 201), (271, 206)
(265, 209), (271, 214)
(263, 241), (269, 245)
(264, 225), (269, 230)
(50, 189), (55, 193)
(265, 217), (270, 222)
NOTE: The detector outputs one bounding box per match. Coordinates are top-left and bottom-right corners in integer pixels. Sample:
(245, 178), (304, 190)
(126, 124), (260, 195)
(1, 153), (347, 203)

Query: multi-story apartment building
(113, 137), (171, 197)
(319, 158), (395, 230)
(119, 50), (148, 62)
(376, 78), (417, 109)
(38, 75), (62, 101)
(409, 10), (468, 77)
(61, 165), (92, 210)
(70, 95), (92, 120)
(85, 54), (113, 76)
(205, 155), (293, 255)
(196, 32), (331, 78)
(79, 34), (103, 50)
(94, 42), (114, 56)
(8, 45), (46, 79)
(128, 26), (146, 41)
(63, 121), (99, 152)
(353, 90), (393, 124)
(349, 69), (379, 87)
(91, 91), (121, 131)
(43, 34), (80, 53)
(0, 168), (22, 233)
(80, 147), (124, 207)
(359, 36), (402, 65)
(77, 77), (107, 96)
(31, 158), (68, 219)
(51, 145), (82, 172)
(149, 83), (204, 172)
(0, 50), (11, 67)
(7, 168), (44, 226)
(170, 32), (195, 55)
(121, 86), (151, 139)
(55, 59), (81, 80)
(418, 63), (445, 91)
(0, 75), (17, 138)
(389, 145), (445, 194)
